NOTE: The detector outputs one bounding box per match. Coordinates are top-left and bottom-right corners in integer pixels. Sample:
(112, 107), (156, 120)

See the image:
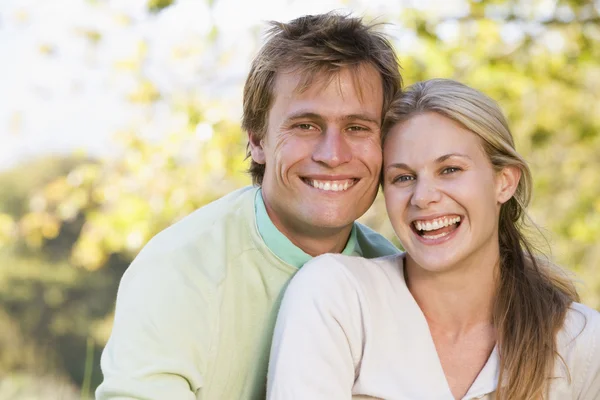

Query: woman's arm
(267, 254), (365, 400)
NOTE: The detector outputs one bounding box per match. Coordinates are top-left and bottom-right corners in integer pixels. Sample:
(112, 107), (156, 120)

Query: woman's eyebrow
(384, 153), (472, 173)
(384, 162), (411, 172)
(435, 153), (472, 163)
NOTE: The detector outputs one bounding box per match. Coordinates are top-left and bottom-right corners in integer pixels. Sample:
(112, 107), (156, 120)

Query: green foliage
(0, 155), (85, 217)
(58, 104), (249, 271)
(387, 0), (600, 307)
(0, 157), (123, 391)
(147, 0), (175, 13)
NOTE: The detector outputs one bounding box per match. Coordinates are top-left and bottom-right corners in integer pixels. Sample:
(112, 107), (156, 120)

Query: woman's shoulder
(288, 253), (406, 300)
(556, 303), (599, 370)
(561, 302), (600, 339)
(557, 302), (600, 396)
(300, 252), (405, 284)
(569, 301), (600, 319)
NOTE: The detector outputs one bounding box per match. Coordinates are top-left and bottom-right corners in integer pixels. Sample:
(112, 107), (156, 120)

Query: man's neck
(281, 225), (353, 256)
(263, 201), (353, 257)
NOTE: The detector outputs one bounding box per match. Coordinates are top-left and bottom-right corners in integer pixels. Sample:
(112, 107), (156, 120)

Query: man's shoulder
(144, 186), (257, 254)
(354, 222), (400, 258)
(124, 186), (259, 284)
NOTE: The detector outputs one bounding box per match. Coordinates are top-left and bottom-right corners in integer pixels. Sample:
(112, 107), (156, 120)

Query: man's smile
(301, 177), (359, 192)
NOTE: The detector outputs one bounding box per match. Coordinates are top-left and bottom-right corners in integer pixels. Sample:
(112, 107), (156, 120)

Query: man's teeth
(414, 216), (461, 232)
(310, 179), (354, 192)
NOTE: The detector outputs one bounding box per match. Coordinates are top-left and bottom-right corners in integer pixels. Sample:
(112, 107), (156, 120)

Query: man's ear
(496, 165), (521, 204)
(248, 131), (266, 164)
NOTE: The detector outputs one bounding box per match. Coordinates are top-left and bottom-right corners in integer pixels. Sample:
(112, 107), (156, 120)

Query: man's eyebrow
(340, 114), (380, 125)
(284, 112), (380, 126)
(285, 112), (324, 123)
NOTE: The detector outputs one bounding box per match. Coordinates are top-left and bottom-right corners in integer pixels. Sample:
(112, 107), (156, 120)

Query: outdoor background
(1, 0), (599, 398)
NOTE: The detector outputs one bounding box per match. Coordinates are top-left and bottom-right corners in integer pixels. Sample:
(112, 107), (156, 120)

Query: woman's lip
(411, 218), (462, 245)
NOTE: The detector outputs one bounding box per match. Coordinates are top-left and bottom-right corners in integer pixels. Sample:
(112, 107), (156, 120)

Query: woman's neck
(405, 255), (499, 334)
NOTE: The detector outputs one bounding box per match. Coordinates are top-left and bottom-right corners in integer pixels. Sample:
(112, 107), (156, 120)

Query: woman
(266, 79), (600, 400)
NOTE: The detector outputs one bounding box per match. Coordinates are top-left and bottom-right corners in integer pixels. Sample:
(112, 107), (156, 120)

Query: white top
(267, 253), (600, 400)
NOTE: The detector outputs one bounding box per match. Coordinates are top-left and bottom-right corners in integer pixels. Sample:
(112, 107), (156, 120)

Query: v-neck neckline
(395, 255), (499, 399)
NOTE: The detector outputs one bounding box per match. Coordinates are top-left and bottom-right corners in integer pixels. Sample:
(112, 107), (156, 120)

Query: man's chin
(298, 211), (359, 232)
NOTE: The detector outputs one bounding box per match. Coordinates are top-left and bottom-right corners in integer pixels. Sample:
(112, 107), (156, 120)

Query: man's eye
(347, 125), (367, 132)
(297, 124), (316, 130)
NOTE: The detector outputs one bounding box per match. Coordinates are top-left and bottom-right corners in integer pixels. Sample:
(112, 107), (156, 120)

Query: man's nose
(312, 128), (352, 168)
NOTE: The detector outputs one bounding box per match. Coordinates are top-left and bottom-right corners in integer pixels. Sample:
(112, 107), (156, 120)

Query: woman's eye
(393, 175), (414, 183)
(442, 167), (461, 174)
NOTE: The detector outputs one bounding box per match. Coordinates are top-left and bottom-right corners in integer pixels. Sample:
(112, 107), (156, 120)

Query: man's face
(248, 65), (384, 242)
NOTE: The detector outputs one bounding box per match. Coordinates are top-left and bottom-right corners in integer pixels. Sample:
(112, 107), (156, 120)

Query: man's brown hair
(242, 12), (402, 185)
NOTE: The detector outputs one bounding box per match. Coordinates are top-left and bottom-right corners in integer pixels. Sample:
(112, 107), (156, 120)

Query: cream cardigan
(268, 253), (600, 400)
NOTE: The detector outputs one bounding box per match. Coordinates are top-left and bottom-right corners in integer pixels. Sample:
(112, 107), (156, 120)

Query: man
(97, 12), (402, 400)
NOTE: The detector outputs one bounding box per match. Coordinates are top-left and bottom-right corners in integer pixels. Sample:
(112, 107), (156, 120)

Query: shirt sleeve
(96, 251), (216, 400)
(577, 308), (600, 400)
(267, 254), (365, 400)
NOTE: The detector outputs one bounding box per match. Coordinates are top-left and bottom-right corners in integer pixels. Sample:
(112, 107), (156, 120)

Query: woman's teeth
(414, 216), (461, 232)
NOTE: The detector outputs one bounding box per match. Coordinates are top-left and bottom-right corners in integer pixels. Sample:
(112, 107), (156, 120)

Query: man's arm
(267, 255), (364, 400)
(96, 251), (216, 400)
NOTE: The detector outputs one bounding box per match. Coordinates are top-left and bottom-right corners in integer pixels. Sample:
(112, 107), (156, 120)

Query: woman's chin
(405, 253), (460, 275)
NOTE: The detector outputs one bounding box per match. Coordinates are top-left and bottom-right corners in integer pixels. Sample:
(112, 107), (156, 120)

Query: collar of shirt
(462, 345), (499, 399)
(254, 188), (359, 269)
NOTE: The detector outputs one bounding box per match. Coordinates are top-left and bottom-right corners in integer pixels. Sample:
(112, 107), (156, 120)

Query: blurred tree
(147, 0), (175, 14)
(0, 156), (122, 393)
(364, 0), (600, 307)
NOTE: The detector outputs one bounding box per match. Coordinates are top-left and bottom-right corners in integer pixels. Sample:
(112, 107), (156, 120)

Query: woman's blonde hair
(383, 79), (579, 400)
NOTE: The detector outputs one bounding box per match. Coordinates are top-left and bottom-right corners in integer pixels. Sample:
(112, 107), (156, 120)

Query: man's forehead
(273, 64), (382, 102)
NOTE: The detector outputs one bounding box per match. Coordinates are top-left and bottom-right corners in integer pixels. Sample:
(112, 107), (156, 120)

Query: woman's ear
(496, 165), (521, 204)
(248, 131), (266, 164)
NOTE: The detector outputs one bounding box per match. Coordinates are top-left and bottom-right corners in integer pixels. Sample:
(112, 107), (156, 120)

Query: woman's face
(383, 112), (518, 275)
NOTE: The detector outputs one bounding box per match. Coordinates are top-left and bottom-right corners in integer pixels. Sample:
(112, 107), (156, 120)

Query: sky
(0, 0), (469, 170)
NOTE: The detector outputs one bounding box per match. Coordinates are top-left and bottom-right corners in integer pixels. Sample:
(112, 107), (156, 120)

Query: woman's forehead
(383, 113), (490, 166)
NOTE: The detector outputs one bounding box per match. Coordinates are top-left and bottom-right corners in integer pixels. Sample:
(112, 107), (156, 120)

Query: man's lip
(300, 175), (359, 180)
(301, 176), (360, 192)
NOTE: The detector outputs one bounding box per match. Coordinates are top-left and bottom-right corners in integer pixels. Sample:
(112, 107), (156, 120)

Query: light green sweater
(96, 186), (398, 400)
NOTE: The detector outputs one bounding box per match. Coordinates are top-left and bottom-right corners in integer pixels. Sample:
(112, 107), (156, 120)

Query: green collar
(254, 189), (358, 269)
